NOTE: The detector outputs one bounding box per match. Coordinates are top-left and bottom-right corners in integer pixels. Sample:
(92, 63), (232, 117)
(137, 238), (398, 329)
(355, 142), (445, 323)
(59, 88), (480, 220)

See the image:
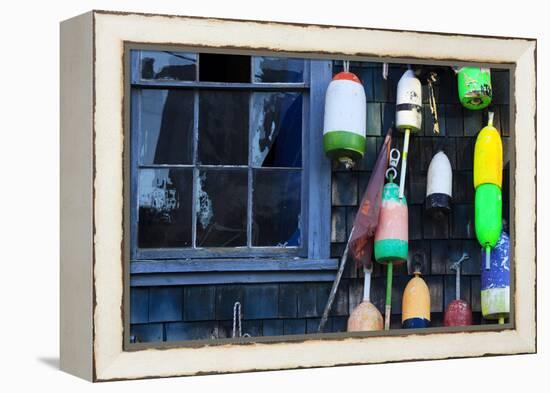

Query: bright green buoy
(475, 183), (502, 269)
(456, 67), (492, 110)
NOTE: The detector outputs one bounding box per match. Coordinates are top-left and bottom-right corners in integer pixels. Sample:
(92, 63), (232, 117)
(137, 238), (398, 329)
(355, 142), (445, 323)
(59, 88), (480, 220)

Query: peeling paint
(196, 172), (213, 229)
(251, 93), (283, 166)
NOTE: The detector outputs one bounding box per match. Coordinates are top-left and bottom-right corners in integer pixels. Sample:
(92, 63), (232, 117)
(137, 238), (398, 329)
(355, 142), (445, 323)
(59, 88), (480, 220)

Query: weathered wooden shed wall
(130, 64), (510, 343)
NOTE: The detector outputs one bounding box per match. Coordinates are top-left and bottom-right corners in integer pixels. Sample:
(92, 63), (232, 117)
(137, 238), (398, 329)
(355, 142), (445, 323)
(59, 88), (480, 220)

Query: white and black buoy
(396, 69), (422, 199)
(426, 151), (452, 215)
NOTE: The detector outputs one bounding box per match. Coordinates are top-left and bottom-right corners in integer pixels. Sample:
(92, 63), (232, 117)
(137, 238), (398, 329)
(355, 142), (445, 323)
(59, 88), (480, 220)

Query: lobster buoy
(396, 69), (423, 132)
(347, 267), (383, 332)
(396, 69), (422, 199)
(444, 253), (473, 327)
(426, 151), (452, 215)
(323, 71), (367, 168)
(481, 231), (510, 323)
(456, 67), (492, 110)
(444, 300), (472, 327)
(374, 182), (408, 263)
(474, 117), (503, 189)
(347, 301), (383, 331)
(374, 175), (408, 330)
(474, 113), (503, 269)
(402, 262), (431, 328)
(475, 183), (502, 257)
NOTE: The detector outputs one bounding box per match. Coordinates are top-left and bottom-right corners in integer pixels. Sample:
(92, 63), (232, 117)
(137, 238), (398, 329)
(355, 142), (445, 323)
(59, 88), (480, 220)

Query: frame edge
(60, 11), (95, 382)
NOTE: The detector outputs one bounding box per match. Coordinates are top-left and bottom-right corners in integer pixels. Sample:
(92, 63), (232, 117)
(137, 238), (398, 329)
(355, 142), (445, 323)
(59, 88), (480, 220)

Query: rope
(343, 60), (350, 73)
(427, 72), (440, 134)
(232, 302), (251, 338)
(232, 302), (242, 338)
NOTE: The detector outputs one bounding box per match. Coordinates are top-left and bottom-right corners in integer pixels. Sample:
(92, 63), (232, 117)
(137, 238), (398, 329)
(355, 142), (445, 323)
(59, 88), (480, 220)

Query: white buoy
(395, 69), (422, 199)
(426, 151), (452, 215)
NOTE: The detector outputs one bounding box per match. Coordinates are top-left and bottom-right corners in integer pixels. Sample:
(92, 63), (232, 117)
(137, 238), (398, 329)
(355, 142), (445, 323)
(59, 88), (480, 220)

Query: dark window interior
(199, 53), (251, 83)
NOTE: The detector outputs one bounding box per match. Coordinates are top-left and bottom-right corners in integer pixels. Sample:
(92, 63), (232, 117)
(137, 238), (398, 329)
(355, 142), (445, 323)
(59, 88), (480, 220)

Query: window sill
(130, 258), (338, 286)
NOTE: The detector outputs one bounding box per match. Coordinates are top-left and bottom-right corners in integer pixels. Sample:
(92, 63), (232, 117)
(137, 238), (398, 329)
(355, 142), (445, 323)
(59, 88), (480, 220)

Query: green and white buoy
(323, 62), (367, 169)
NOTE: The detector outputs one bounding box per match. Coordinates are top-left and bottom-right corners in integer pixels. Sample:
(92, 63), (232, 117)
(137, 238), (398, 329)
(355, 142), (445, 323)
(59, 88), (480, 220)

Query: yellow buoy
(473, 120), (503, 189)
(402, 263), (431, 328)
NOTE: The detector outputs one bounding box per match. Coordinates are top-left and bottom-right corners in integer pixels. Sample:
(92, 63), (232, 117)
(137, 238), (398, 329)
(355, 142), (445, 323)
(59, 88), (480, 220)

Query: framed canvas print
(60, 10), (537, 382)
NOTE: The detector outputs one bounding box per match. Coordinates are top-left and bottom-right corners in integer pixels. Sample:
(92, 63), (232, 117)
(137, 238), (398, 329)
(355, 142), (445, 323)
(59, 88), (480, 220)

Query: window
(129, 49), (334, 276)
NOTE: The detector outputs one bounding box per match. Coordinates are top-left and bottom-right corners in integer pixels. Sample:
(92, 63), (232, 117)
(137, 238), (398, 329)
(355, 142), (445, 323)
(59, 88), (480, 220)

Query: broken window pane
(138, 169), (193, 248)
(252, 169), (301, 246)
(251, 92), (302, 167)
(199, 53), (251, 83)
(253, 57), (304, 83)
(196, 169), (248, 247)
(140, 51), (196, 81)
(198, 90), (249, 165)
(139, 89), (194, 165)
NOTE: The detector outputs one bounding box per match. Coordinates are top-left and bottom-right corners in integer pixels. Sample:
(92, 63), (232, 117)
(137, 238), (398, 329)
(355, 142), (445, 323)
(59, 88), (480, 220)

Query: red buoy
(444, 300), (473, 327)
(444, 253), (473, 327)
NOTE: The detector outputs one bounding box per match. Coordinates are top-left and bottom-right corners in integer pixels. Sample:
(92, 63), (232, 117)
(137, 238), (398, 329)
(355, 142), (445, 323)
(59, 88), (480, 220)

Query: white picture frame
(60, 10), (536, 381)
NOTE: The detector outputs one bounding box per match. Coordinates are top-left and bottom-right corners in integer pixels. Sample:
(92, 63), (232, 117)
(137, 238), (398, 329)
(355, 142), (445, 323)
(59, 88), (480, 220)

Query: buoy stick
(363, 267), (372, 302)
(384, 262), (393, 330)
(398, 128), (410, 199)
(455, 263), (461, 301)
(485, 245), (491, 270)
(318, 228), (355, 332)
(498, 317), (505, 325)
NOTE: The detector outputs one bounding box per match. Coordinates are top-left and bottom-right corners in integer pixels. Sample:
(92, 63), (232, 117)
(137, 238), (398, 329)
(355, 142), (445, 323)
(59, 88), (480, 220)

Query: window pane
(252, 169), (301, 246)
(138, 169), (193, 248)
(251, 92), (302, 167)
(140, 51), (196, 81)
(198, 91), (249, 165)
(199, 53), (251, 83)
(139, 89), (194, 165)
(253, 57), (304, 83)
(196, 169), (248, 247)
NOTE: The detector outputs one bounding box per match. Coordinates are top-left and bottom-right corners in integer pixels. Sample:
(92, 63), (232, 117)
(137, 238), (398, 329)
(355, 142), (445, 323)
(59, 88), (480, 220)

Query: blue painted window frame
(129, 49), (335, 278)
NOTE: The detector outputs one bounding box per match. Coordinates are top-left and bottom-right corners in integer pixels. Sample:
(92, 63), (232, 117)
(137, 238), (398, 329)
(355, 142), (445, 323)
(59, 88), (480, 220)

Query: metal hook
(382, 62), (389, 80)
(450, 253), (470, 301)
(385, 167), (397, 181)
(412, 254), (424, 274)
(389, 148), (400, 168)
(450, 253), (470, 271)
(343, 60), (350, 73)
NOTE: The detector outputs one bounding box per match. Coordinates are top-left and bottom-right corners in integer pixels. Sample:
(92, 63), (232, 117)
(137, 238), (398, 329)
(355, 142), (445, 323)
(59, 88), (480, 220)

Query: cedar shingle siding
(130, 64), (510, 343)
